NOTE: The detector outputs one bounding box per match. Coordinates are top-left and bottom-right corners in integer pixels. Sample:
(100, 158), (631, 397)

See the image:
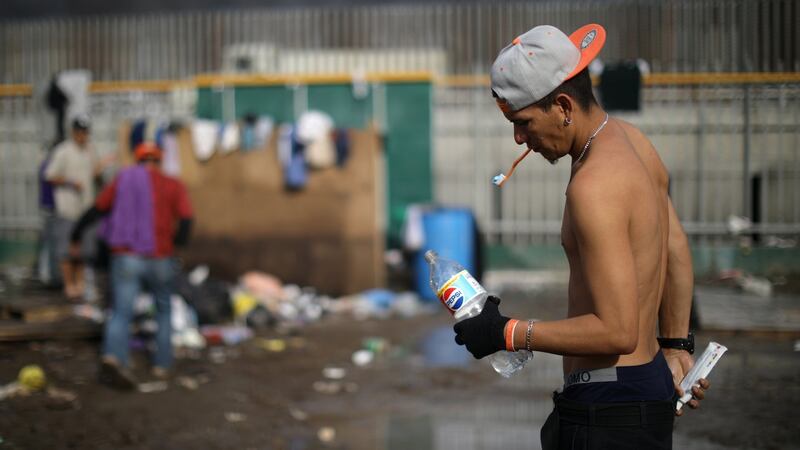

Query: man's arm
(659, 198), (693, 339)
(659, 198), (709, 414)
(455, 179), (640, 358)
(173, 180), (194, 248)
(173, 218), (193, 247)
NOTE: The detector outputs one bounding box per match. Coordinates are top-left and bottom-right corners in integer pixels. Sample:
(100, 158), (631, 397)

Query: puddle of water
(419, 325), (472, 368)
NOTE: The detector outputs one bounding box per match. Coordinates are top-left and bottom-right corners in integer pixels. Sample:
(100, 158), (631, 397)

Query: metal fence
(0, 90), (189, 239)
(1, 0), (798, 84)
(2, 79), (799, 245)
(434, 78), (800, 245)
(1, 1), (800, 244)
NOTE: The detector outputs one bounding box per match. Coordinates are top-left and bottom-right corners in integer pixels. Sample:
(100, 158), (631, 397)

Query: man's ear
(555, 93), (574, 123)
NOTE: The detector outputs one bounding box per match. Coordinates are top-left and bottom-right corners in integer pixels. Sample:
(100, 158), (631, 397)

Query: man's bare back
(562, 118), (671, 374)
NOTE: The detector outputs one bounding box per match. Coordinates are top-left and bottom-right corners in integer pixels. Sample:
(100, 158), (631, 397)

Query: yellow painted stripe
(644, 72), (800, 85)
(89, 80), (191, 93)
(0, 84), (33, 96)
(194, 71), (433, 87)
(2, 72), (799, 97)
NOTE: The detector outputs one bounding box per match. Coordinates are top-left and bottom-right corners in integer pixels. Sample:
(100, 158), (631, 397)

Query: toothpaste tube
(492, 173), (507, 186)
(492, 148), (532, 187)
(676, 341), (727, 411)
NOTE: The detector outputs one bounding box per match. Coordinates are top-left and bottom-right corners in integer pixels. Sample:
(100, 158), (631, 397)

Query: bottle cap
(424, 250), (437, 263)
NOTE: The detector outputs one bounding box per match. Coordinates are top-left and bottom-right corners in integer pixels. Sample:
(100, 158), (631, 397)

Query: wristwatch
(657, 332), (694, 354)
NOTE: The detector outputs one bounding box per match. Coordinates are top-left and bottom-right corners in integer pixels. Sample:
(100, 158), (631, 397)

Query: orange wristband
(505, 319), (519, 352)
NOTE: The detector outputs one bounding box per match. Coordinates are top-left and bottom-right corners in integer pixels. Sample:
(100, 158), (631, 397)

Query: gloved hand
(453, 296), (510, 359)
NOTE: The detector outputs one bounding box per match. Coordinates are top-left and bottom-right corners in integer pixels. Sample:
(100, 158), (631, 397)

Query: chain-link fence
(435, 77), (800, 245)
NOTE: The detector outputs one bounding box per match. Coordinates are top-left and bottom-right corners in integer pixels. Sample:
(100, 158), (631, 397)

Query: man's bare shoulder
(615, 119), (670, 187)
(566, 125), (655, 215)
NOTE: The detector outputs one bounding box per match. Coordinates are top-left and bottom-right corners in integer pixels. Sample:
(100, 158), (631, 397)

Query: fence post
(695, 86), (705, 224)
(742, 83), (751, 218)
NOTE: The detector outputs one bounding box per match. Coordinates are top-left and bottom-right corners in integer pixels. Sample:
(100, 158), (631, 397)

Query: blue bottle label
(436, 270), (484, 314)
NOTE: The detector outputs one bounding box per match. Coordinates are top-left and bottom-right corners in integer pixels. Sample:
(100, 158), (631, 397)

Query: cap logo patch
(580, 29), (597, 49)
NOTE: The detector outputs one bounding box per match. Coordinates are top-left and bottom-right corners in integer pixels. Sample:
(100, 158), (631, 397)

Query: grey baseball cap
(491, 24), (606, 113)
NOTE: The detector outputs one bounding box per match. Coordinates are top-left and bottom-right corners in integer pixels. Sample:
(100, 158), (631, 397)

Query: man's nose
(513, 126), (527, 146)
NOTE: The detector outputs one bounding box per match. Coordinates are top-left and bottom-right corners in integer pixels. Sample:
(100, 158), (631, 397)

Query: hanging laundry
(191, 119), (219, 162)
(334, 129), (350, 167)
(161, 132), (181, 177)
(130, 119), (169, 154)
(219, 122), (240, 154)
(129, 120), (147, 152)
(297, 110), (335, 170)
(278, 124), (307, 191)
(253, 116), (274, 150)
(240, 114), (258, 151)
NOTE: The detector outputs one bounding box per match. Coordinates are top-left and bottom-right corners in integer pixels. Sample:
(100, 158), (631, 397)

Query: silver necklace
(572, 113), (609, 167)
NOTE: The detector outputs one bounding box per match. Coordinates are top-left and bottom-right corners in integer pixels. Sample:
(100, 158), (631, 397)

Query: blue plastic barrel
(413, 207), (477, 302)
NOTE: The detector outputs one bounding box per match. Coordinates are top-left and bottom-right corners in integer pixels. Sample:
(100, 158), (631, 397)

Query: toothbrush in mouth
(492, 148), (533, 187)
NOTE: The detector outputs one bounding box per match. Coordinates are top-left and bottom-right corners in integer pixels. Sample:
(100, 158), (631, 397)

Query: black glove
(453, 296), (509, 359)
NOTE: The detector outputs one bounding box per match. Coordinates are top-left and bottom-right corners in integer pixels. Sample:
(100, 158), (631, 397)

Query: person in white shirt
(45, 115), (109, 300)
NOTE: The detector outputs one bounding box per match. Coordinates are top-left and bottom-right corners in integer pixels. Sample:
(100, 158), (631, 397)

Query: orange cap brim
(565, 24), (606, 81)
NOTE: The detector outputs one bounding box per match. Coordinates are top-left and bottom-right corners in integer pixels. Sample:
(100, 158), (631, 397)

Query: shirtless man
(452, 24), (710, 449)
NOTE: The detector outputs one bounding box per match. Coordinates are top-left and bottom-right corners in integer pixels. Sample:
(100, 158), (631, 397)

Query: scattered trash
(312, 381), (342, 395)
(352, 349), (374, 367)
(175, 373), (210, 390)
(208, 347), (227, 364)
(739, 274), (773, 298)
(362, 337), (389, 354)
(322, 367), (346, 380)
(138, 381), (168, 393)
(18, 365), (47, 391)
(176, 376), (199, 391)
(0, 382), (25, 400)
(173, 328), (206, 351)
(73, 304), (104, 323)
(794, 341), (800, 352)
(727, 215), (752, 235)
(258, 338), (287, 353)
(201, 325), (253, 346)
(317, 427), (336, 444)
(46, 386), (79, 410)
(289, 407), (308, 421)
(188, 265), (210, 286)
(240, 271), (284, 302)
(224, 412), (247, 423)
(764, 236), (797, 249)
(232, 290), (259, 319)
(718, 269), (774, 298)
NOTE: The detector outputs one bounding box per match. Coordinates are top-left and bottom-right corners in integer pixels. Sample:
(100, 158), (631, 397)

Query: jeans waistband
(563, 352), (669, 390)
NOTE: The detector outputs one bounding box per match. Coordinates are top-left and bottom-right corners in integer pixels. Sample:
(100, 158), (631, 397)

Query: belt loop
(589, 404), (596, 426)
(640, 402), (647, 427)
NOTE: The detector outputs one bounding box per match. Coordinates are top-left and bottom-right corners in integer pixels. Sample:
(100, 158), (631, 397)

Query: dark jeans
(541, 394), (675, 450)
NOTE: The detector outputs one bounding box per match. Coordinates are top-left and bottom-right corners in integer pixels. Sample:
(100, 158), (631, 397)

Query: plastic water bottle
(424, 250), (532, 377)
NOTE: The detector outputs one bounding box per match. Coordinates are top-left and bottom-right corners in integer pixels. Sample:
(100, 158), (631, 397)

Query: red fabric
(96, 168), (193, 257)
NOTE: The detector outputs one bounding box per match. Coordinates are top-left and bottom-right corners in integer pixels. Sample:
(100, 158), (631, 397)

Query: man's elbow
(610, 330), (638, 355)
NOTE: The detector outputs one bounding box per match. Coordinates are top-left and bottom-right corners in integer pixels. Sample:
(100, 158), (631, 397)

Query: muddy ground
(0, 286), (798, 450)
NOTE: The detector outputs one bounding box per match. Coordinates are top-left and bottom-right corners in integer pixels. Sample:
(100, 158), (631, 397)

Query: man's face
(73, 129), (90, 147)
(504, 104), (566, 165)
